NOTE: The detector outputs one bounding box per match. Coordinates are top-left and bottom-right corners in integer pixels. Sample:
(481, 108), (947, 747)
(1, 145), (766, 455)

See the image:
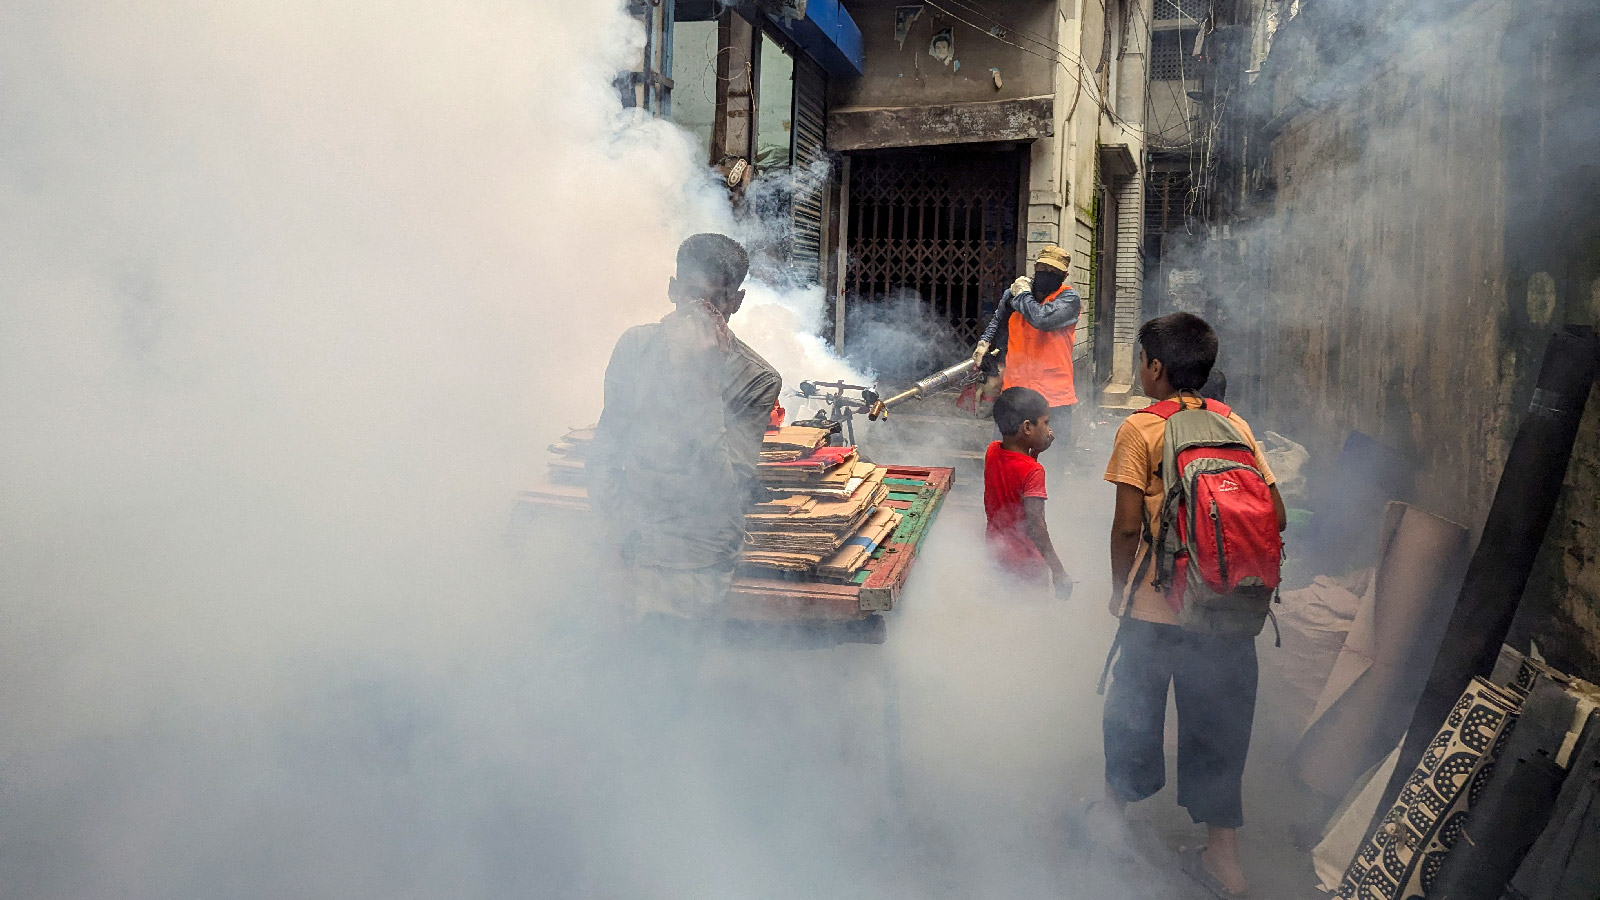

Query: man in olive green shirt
(589, 234), (782, 620)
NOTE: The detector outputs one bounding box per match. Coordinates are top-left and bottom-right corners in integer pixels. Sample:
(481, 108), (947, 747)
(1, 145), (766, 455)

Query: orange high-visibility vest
(1001, 285), (1077, 407)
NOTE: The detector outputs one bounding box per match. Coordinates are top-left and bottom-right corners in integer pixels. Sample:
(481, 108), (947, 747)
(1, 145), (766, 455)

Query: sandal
(1178, 846), (1250, 899)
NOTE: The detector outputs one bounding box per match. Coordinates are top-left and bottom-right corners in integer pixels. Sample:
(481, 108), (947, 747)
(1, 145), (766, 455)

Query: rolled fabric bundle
(1334, 677), (1522, 900)
(1427, 678), (1576, 900)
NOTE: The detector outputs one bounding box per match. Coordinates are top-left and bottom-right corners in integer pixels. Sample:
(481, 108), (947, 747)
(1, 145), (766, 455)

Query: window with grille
(1154, 0), (1208, 23)
(1143, 169), (1192, 259)
(1149, 29), (1196, 81)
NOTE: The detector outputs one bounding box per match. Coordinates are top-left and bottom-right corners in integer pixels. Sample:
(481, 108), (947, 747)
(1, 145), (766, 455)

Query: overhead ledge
(827, 96), (1055, 152)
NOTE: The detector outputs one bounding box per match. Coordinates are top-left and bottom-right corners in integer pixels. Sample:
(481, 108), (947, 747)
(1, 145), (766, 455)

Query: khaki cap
(1035, 245), (1071, 272)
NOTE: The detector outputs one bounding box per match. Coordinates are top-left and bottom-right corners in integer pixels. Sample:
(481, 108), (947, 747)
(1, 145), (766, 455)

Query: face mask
(1033, 269), (1066, 298)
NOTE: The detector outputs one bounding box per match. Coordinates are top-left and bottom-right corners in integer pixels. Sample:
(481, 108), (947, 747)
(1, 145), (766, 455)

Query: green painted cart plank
(888, 484), (941, 549)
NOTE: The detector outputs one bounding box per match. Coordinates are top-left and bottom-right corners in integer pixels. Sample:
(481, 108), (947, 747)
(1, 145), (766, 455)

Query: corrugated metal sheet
(790, 54), (827, 285)
(1112, 172), (1144, 382)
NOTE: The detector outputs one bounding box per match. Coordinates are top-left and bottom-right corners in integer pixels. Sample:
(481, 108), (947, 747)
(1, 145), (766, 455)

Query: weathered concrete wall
(1068, 0), (1108, 372)
(1252, 32), (1516, 527)
(1236, 0), (1600, 675)
(833, 0), (1057, 110)
(1528, 381), (1600, 670)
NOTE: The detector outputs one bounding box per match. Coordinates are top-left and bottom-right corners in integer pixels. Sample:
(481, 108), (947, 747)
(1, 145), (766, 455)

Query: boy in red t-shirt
(984, 387), (1072, 598)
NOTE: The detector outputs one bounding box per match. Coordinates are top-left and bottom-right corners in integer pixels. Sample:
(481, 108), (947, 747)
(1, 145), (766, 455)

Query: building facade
(623, 0), (862, 289)
(625, 0), (1165, 406)
(828, 0), (1159, 402)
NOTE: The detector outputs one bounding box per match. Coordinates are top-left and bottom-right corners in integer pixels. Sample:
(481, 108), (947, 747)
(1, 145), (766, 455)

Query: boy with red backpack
(1099, 313), (1286, 898)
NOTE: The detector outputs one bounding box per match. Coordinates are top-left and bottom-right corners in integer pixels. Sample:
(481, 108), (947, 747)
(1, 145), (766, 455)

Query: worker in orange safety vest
(972, 245), (1082, 455)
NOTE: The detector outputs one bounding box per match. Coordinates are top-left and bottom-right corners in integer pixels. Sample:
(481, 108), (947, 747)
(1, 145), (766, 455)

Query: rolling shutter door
(789, 55), (827, 285)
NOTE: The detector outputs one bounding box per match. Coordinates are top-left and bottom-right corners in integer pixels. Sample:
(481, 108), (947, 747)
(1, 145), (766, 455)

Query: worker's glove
(1054, 576), (1075, 601)
(971, 340), (991, 365)
(1010, 275), (1033, 297)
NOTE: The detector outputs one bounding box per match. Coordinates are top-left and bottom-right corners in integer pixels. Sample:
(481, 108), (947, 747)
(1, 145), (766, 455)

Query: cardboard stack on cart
(512, 423), (953, 626)
(743, 438), (899, 581)
(544, 426), (594, 486)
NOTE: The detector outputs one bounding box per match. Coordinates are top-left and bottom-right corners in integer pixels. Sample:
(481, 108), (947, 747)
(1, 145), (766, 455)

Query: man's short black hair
(676, 233), (749, 293)
(993, 386), (1050, 436)
(1138, 312), (1218, 392)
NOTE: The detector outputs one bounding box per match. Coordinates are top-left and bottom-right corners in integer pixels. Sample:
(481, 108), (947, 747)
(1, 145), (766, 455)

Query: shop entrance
(843, 147), (1024, 346)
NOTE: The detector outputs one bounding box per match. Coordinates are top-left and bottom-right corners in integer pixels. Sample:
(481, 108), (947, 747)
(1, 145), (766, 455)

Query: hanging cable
(921, 0), (1119, 121)
(938, 0), (1071, 55)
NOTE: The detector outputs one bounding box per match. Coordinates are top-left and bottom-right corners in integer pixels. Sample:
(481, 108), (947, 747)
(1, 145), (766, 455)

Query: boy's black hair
(993, 386), (1050, 436)
(676, 233), (749, 295)
(1138, 312), (1218, 392)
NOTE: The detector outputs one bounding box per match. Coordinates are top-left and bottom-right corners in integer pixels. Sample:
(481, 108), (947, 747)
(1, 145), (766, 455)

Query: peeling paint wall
(832, 1), (1058, 110)
(1528, 381), (1600, 671)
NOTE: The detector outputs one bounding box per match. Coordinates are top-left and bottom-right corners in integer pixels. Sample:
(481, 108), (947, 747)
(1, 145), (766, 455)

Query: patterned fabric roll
(1336, 676), (1522, 900)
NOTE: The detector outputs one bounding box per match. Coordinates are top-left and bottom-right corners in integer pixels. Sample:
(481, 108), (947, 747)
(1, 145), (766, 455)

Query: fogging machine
(791, 358), (983, 442)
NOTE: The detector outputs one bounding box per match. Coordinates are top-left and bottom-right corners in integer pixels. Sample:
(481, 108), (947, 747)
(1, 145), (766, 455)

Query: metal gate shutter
(845, 148), (1022, 344)
(789, 55), (827, 285)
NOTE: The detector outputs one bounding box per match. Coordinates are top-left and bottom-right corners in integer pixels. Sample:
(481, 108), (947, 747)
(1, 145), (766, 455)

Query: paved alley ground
(873, 416), (1327, 900)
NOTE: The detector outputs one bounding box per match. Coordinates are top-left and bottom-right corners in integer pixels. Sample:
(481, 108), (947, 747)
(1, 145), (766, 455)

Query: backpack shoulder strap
(1135, 398), (1184, 420)
(1135, 396), (1235, 420)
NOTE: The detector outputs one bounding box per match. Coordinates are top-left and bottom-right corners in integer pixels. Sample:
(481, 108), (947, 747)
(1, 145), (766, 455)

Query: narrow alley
(3, 0), (1598, 898)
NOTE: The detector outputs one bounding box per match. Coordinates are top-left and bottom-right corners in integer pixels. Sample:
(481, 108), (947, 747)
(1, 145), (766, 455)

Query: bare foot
(1201, 844), (1250, 896)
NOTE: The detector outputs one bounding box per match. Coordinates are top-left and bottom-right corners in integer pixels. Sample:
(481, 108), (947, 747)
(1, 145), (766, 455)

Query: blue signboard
(768, 0), (864, 78)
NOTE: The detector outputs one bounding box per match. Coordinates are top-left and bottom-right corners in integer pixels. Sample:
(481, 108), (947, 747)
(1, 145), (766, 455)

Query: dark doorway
(844, 147), (1023, 347)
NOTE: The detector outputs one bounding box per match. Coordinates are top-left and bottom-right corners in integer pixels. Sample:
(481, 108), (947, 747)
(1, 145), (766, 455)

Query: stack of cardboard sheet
(740, 432), (899, 578)
(818, 506), (903, 581)
(546, 426), (595, 486)
(741, 478), (884, 572)
(531, 424), (905, 582)
(758, 444), (858, 485)
(759, 425), (831, 463)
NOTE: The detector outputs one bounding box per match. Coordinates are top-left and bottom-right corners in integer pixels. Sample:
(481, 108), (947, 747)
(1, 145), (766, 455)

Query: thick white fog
(0, 2), (1147, 898)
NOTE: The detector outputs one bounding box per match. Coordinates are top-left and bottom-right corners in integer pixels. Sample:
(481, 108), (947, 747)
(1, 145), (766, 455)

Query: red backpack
(1138, 396), (1283, 637)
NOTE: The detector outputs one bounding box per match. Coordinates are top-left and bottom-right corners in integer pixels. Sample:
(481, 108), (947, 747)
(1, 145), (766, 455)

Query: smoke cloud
(0, 2), (1137, 899)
